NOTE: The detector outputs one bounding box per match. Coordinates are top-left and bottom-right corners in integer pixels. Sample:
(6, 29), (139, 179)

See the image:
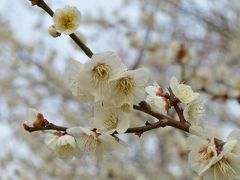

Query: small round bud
(48, 25), (61, 38)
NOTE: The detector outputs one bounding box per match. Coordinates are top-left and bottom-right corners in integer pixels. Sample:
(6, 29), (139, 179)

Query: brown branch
(125, 120), (167, 134)
(31, 0), (93, 58)
(132, 102), (189, 133)
(23, 123), (67, 132)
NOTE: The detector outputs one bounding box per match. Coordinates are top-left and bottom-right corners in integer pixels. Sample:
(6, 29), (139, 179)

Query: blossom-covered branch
(23, 101), (190, 134)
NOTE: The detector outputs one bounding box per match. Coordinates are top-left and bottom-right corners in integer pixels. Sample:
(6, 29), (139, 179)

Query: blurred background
(1, 0), (240, 179)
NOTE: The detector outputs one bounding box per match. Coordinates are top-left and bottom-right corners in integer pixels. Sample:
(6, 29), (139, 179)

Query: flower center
(116, 76), (134, 94)
(56, 144), (74, 157)
(213, 157), (236, 178)
(198, 146), (215, 162)
(120, 103), (131, 112)
(92, 63), (111, 81)
(104, 115), (118, 130)
(61, 144), (73, 151)
(61, 16), (74, 28)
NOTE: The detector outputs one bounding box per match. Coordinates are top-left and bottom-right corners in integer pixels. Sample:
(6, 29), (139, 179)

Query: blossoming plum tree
(18, 0), (240, 179)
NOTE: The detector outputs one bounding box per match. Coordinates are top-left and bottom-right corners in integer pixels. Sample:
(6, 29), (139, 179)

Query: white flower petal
(129, 68), (150, 87)
(145, 95), (167, 114)
(26, 108), (39, 126)
(145, 86), (158, 96)
(183, 97), (204, 125)
(67, 126), (92, 136)
(45, 133), (58, 149)
(228, 130), (240, 141)
(116, 115), (129, 133)
(187, 135), (209, 151)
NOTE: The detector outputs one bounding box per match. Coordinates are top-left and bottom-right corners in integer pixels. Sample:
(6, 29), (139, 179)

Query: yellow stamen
(116, 76), (134, 94)
(92, 63), (111, 81)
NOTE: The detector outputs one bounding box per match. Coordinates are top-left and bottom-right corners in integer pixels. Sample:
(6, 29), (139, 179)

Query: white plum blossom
(92, 108), (129, 134)
(66, 59), (94, 103)
(75, 52), (127, 99)
(183, 97), (204, 125)
(53, 6), (81, 34)
(170, 76), (199, 104)
(187, 134), (218, 176)
(192, 68), (213, 89)
(67, 127), (128, 160)
(187, 126), (240, 180)
(145, 82), (168, 114)
(109, 68), (150, 106)
(45, 132), (81, 160)
(202, 138), (240, 180)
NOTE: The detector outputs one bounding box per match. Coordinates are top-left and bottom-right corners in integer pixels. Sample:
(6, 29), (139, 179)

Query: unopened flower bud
(48, 25), (61, 38)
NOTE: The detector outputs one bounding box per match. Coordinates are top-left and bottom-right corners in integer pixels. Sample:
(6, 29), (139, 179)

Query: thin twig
(23, 123), (67, 132)
(33, 0), (93, 58)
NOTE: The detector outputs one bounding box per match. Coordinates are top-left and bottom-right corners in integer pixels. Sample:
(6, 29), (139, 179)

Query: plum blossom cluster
(60, 51), (148, 159)
(145, 77), (204, 125)
(66, 51), (150, 131)
(170, 77), (204, 125)
(24, 51), (150, 160)
(23, 2), (240, 179)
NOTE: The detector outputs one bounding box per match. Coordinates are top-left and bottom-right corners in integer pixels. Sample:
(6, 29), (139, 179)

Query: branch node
(135, 132), (143, 138)
(145, 121), (152, 126)
(139, 101), (151, 111)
